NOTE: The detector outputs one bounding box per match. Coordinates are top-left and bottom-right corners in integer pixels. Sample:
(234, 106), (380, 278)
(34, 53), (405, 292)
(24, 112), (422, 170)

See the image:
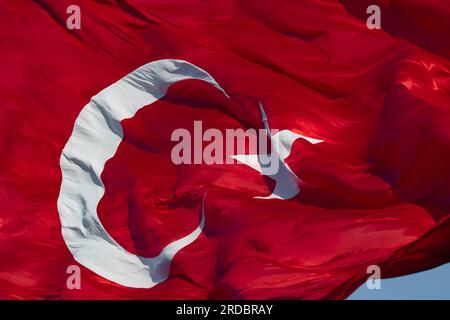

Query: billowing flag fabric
(0, 0), (449, 299)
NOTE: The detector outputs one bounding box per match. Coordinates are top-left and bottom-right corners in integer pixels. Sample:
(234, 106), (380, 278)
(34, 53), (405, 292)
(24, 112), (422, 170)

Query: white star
(231, 102), (323, 200)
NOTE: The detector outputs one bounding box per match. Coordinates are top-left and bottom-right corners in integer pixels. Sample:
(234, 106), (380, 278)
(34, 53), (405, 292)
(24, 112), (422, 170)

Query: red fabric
(0, 0), (449, 299)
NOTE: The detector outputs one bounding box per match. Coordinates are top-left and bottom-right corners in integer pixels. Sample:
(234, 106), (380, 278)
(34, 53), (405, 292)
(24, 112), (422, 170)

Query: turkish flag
(0, 0), (449, 300)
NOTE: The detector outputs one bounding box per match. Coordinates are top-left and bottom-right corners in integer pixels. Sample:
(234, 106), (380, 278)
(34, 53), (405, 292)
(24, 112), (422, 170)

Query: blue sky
(348, 262), (450, 300)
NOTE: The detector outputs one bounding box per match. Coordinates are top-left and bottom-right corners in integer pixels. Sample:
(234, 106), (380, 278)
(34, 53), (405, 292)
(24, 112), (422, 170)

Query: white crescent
(57, 59), (227, 288)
